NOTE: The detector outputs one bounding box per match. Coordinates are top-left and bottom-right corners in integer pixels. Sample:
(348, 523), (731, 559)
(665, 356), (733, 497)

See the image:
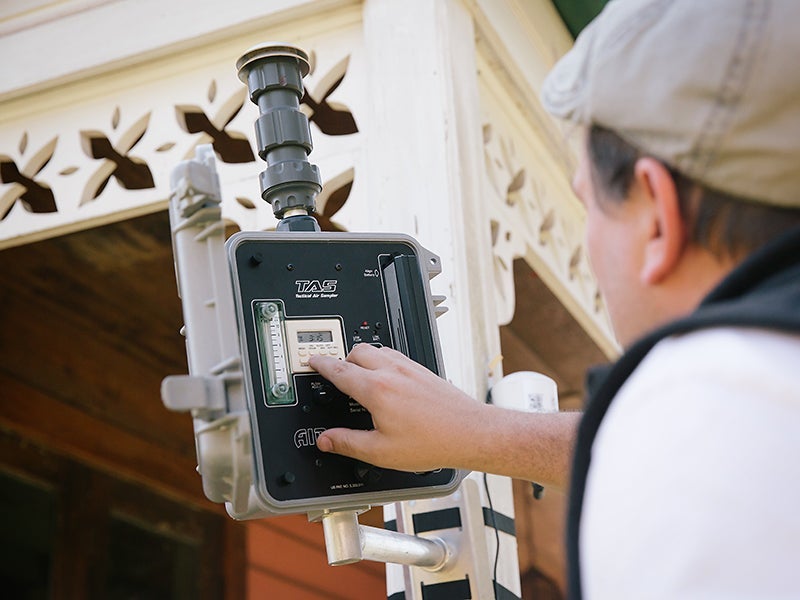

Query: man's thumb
(316, 428), (372, 461)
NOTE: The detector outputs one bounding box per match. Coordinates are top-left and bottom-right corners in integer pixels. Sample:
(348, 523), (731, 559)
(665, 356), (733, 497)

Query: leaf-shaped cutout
(569, 246), (582, 269)
(28, 136), (58, 176)
(315, 168), (353, 218)
(1, 192), (16, 221)
(490, 219), (500, 246)
(219, 88), (247, 128)
(19, 132), (28, 155)
(112, 106), (121, 129)
(236, 197), (256, 209)
(303, 54), (358, 135)
(540, 209), (555, 234)
(507, 169), (526, 194)
(80, 161), (116, 205)
(60, 166), (79, 176)
(175, 105), (208, 134)
(317, 55), (350, 99)
(482, 124), (492, 145)
(117, 112), (151, 153)
(568, 246), (582, 280)
(208, 80), (217, 103)
(80, 130), (110, 159)
(321, 180), (351, 218)
(156, 142), (175, 152)
(594, 290), (604, 313)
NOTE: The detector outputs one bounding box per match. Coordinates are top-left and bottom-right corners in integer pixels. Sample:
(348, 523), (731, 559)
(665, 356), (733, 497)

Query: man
(310, 0), (800, 597)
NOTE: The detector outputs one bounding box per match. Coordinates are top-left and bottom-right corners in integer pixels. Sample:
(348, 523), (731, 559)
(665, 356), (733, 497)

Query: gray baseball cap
(541, 0), (800, 208)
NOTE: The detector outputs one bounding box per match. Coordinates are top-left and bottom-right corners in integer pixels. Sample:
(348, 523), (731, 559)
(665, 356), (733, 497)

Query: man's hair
(587, 124), (800, 259)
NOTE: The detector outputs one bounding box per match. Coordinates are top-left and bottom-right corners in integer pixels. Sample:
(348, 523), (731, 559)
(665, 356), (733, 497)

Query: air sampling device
(162, 43), (464, 519)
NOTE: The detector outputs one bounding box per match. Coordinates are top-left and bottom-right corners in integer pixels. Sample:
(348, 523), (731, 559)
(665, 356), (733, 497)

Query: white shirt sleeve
(580, 328), (800, 600)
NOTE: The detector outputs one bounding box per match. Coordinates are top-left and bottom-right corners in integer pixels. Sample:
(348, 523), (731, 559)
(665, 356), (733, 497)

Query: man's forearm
(455, 405), (580, 490)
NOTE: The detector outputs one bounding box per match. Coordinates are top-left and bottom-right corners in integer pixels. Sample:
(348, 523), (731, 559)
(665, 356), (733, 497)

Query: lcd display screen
(297, 330), (334, 344)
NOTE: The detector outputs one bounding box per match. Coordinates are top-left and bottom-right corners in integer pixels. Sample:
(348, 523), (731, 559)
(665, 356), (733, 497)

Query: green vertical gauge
(255, 301), (295, 406)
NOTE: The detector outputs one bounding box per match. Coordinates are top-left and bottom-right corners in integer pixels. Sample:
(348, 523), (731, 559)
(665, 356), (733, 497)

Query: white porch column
(361, 1), (521, 597)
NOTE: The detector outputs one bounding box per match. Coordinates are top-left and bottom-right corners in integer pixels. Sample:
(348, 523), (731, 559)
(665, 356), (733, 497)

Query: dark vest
(566, 227), (800, 600)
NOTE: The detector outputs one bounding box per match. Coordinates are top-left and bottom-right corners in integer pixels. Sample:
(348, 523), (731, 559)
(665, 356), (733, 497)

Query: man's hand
(309, 343), (579, 488)
(308, 343), (485, 473)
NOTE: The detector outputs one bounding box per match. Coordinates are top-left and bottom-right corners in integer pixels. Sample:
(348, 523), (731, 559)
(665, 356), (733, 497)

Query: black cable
(484, 389), (501, 598)
(483, 471), (501, 598)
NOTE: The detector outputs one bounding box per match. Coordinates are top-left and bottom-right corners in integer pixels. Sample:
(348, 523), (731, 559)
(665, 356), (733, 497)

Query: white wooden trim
(0, 3), (365, 249)
(0, 0), (362, 101)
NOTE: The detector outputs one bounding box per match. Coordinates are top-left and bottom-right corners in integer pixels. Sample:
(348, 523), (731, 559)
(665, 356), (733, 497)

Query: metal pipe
(360, 524), (449, 570)
(319, 510), (360, 565)
(319, 510), (450, 571)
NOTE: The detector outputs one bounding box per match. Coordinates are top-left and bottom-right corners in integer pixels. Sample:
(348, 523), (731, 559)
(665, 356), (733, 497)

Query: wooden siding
(0, 211), (386, 598)
(246, 514), (386, 599)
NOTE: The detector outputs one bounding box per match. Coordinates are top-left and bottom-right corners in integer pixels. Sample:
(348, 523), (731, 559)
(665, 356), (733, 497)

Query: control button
(354, 461), (382, 483)
(280, 471), (296, 485)
(312, 381), (337, 405)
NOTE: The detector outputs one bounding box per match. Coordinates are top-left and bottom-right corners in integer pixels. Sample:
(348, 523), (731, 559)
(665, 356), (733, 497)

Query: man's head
(585, 125), (800, 261)
(574, 124), (800, 346)
(542, 0), (800, 346)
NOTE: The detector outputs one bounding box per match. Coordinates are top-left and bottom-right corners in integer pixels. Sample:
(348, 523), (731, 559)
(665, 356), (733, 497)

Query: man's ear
(633, 157), (685, 285)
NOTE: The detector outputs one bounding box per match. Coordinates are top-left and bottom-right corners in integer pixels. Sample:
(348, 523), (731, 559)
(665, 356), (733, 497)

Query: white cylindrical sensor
(490, 371), (558, 413)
